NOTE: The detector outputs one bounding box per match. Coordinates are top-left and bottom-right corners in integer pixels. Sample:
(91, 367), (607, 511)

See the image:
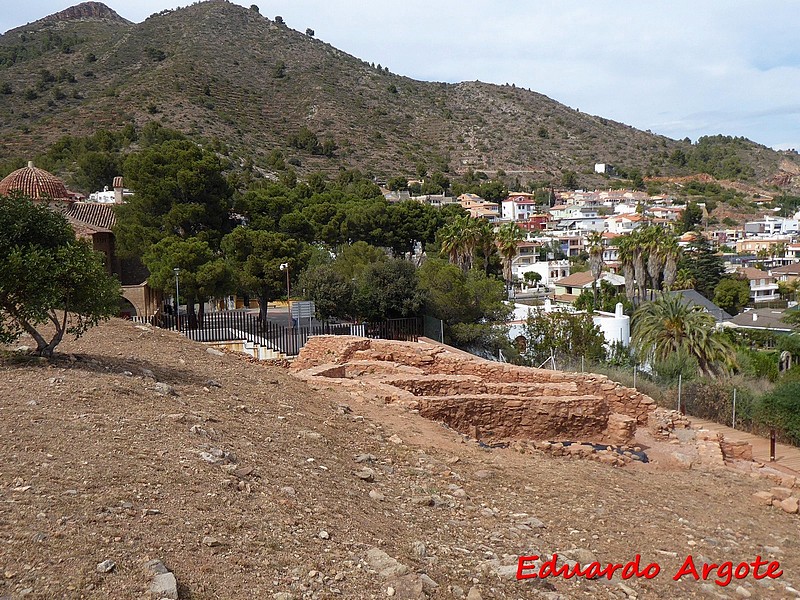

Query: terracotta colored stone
(292, 336), (657, 445)
(780, 497), (799, 514)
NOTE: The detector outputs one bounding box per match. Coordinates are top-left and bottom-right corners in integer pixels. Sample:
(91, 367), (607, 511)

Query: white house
(744, 216), (799, 237)
(737, 267), (781, 303)
(502, 192), (538, 221)
(604, 214), (646, 234)
(507, 300), (630, 356)
(87, 176), (132, 204)
(594, 163), (611, 174)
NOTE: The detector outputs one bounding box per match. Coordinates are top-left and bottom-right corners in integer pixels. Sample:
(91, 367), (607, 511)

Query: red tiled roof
(555, 271), (595, 287)
(0, 162), (71, 201)
(739, 267), (772, 280)
(65, 202), (117, 231)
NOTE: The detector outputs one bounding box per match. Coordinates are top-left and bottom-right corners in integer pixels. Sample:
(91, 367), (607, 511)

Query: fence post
(770, 428), (776, 462)
(732, 388), (736, 429)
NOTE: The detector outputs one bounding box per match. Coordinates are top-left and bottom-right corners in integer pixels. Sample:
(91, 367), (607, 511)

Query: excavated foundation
(291, 336), (658, 446)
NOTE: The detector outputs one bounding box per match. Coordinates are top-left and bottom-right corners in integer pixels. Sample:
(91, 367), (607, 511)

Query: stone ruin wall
(291, 336), (657, 446)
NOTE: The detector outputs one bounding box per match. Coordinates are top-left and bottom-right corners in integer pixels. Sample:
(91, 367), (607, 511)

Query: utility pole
(173, 267), (180, 332)
(280, 262), (291, 329)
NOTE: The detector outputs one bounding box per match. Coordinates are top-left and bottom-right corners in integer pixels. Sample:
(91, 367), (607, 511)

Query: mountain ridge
(0, 0), (797, 191)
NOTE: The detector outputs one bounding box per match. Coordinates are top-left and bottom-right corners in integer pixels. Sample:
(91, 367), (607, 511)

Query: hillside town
(4, 2), (800, 599)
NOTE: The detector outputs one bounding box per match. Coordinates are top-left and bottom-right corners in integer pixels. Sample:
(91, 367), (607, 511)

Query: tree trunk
(259, 290), (270, 323)
(197, 301), (205, 329)
(187, 295), (197, 329)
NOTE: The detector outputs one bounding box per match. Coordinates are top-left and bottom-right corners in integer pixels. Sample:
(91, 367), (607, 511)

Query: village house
(506, 300), (630, 355)
(501, 192), (537, 221)
(516, 213), (551, 232)
(552, 271), (626, 306)
(457, 193), (500, 222)
(769, 263), (800, 283)
(723, 308), (794, 337)
(735, 237), (793, 255)
(744, 215), (799, 237)
(511, 241), (570, 291)
(604, 213), (646, 234)
(0, 163), (158, 319)
(736, 267), (781, 304)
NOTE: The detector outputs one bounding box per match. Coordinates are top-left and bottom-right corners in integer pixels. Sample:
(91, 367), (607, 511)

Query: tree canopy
(632, 293), (735, 377)
(0, 195), (120, 357)
(115, 139), (234, 258)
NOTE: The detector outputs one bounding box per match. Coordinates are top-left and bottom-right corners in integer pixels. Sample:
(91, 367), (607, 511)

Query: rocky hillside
(1, 1), (798, 190)
(1, 319), (800, 599)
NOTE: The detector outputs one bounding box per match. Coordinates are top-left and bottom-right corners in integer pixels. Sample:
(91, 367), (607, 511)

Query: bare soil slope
(1, 319), (799, 599)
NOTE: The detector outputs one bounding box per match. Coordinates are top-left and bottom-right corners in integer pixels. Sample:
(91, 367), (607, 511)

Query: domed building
(0, 162), (159, 319)
(0, 161), (75, 204)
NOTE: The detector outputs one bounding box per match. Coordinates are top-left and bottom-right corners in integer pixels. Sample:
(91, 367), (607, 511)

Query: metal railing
(134, 311), (421, 356)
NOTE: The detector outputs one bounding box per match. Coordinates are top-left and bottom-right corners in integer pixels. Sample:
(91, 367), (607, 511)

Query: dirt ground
(1, 319), (799, 600)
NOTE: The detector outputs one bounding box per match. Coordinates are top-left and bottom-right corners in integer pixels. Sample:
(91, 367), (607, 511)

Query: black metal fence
(136, 311), (421, 356)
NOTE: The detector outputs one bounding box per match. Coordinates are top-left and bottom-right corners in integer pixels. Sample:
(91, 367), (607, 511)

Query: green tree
(586, 231), (604, 309)
(352, 259), (424, 321)
(632, 293), (735, 377)
(438, 214), (482, 271)
(713, 277), (750, 316)
(0, 195), (120, 357)
(522, 310), (606, 367)
(417, 259), (509, 344)
(332, 241), (386, 279)
(116, 139), (233, 258)
(496, 222), (525, 293)
(678, 202), (704, 233)
(298, 265), (353, 320)
(561, 170), (578, 190)
(678, 236), (724, 300)
(221, 228), (310, 322)
(757, 382), (800, 444)
(523, 271), (542, 287)
(72, 150), (121, 194)
(143, 236), (233, 327)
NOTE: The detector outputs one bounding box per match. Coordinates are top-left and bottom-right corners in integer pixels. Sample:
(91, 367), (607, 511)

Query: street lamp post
(173, 267), (180, 331)
(280, 262), (291, 329)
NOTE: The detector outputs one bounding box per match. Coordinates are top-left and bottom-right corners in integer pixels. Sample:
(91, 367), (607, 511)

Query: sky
(3, 1), (800, 151)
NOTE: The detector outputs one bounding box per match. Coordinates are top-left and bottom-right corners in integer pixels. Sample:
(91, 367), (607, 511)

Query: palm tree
(616, 234), (637, 303)
(476, 220), (496, 273)
(673, 268), (696, 291)
(632, 293), (736, 377)
(438, 221), (462, 267)
(644, 227), (667, 299)
(661, 235), (682, 291)
(438, 215), (482, 271)
(586, 231), (604, 310)
(496, 222), (526, 294)
(630, 229), (647, 303)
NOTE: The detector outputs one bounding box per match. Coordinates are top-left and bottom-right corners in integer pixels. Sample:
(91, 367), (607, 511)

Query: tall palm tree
(586, 230), (605, 310)
(632, 293), (736, 377)
(629, 229), (647, 303)
(616, 234), (637, 303)
(644, 227), (667, 299)
(438, 221), (462, 267)
(496, 222), (526, 293)
(476, 220), (496, 273)
(438, 215), (482, 272)
(661, 235), (682, 291)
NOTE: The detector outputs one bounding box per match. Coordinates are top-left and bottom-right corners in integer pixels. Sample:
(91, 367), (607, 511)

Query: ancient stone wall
(291, 336), (657, 445)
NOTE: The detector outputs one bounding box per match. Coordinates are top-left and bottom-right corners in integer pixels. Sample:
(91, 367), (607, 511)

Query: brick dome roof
(0, 161), (71, 201)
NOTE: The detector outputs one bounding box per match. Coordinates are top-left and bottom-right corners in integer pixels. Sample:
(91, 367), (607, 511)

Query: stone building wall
(292, 336), (656, 445)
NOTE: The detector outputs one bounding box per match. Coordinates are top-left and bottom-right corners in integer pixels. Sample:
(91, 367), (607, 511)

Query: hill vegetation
(1, 1), (799, 193)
